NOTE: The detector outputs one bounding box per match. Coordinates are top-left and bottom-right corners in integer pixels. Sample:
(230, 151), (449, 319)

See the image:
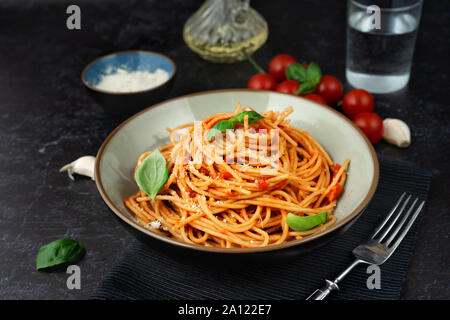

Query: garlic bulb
(382, 119), (411, 148)
(60, 156), (96, 180)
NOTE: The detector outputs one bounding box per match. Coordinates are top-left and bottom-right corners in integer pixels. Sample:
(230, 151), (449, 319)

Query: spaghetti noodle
(124, 105), (350, 248)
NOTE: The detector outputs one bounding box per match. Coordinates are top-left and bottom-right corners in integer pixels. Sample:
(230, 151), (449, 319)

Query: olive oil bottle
(183, 0), (268, 63)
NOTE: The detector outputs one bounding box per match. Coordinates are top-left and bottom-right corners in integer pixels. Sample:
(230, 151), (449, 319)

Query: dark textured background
(0, 0), (448, 299)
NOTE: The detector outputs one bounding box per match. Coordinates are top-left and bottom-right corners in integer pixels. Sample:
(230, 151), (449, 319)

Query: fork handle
(306, 259), (363, 300)
(306, 280), (339, 300)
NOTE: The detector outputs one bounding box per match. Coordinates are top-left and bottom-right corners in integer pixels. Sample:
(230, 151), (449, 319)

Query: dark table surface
(0, 0), (449, 300)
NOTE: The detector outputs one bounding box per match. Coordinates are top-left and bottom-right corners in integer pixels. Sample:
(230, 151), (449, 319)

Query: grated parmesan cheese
(95, 68), (170, 93)
(149, 221), (161, 229)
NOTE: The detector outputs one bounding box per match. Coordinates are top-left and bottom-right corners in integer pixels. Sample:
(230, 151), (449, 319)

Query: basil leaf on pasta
(207, 119), (235, 141)
(207, 110), (264, 141)
(286, 212), (328, 231)
(135, 149), (168, 201)
(230, 110), (264, 124)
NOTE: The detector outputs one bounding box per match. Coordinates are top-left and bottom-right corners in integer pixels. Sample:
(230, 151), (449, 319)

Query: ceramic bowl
(95, 89), (379, 257)
(81, 50), (176, 118)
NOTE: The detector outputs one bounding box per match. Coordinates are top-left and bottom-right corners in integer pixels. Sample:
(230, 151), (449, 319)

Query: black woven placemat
(91, 158), (432, 300)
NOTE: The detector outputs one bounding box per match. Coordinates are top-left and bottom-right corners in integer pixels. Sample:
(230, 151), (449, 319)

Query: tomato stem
(243, 50), (266, 74)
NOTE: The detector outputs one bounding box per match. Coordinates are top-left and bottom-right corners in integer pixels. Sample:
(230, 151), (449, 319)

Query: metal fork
(306, 193), (425, 300)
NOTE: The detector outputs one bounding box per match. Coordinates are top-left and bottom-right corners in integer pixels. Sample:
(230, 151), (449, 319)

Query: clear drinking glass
(346, 0), (423, 93)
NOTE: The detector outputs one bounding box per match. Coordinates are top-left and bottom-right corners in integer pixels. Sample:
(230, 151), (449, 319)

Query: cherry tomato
(342, 89), (375, 119)
(247, 73), (277, 91)
(353, 112), (383, 144)
(303, 93), (327, 105)
(315, 75), (343, 105)
(275, 80), (300, 94)
(268, 54), (297, 82)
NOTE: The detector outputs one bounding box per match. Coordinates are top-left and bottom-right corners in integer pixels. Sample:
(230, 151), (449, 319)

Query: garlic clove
(60, 156), (96, 180)
(382, 118), (411, 148)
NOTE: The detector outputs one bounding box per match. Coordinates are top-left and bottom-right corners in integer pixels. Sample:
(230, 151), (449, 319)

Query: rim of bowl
(95, 89), (379, 254)
(81, 50), (176, 95)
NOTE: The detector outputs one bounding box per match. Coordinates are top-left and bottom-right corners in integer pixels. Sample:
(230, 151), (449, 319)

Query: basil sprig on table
(135, 149), (169, 201)
(207, 110), (265, 141)
(286, 212), (328, 231)
(285, 62), (322, 95)
(36, 238), (85, 271)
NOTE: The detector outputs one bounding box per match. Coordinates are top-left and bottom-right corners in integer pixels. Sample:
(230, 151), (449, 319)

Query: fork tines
(371, 192), (425, 250)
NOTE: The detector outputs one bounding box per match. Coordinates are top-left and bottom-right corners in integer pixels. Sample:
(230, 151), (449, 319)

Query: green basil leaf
(36, 238), (85, 271)
(135, 149), (169, 201)
(306, 62), (322, 84)
(296, 81), (317, 95)
(286, 63), (309, 82)
(207, 119), (235, 141)
(214, 119), (236, 132)
(286, 212), (328, 231)
(230, 110), (265, 124)
(207, 111), (264, 141)
(206, 128), (223, 141)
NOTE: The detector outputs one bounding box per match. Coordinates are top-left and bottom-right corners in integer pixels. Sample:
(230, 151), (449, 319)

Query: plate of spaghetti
(95, 89), (378, 253)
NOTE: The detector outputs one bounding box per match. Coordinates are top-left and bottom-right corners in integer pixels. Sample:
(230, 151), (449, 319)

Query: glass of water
(346, 0), (423, 94)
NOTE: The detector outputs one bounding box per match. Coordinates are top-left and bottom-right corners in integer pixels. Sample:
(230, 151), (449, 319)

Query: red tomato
(353, 112), (383, 143)
(326, 184), (343, 203)
(275, 80), (300, 94)
(331, 163), (341, 179)
(247, 73), (277, 91)
(268, 54), (297, 82)
(315, 75), (343, 105)
(219, 171), (232, 179)
(303, 93), (327, 105)
(342, 89), (375, 119)
(256, 179), (269, 191)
